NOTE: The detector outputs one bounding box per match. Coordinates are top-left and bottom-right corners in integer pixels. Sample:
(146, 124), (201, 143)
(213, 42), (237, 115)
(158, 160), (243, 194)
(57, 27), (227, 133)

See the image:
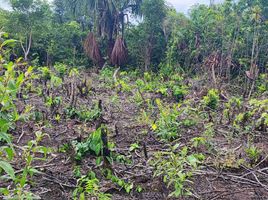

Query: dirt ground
(8, 70), (268, 200)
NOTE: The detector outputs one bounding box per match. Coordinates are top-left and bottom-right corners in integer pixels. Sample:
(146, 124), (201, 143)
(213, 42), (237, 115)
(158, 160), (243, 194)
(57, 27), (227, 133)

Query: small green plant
(144, 72), (152, 82)
(73, 128), (103, 160)
(54, 62), (67, 78)
(54, 113), (61, 123)
(138, 109), (152, 126)
(151, 144), (205, 197)
(182, 119), (197, 127)
(152, 99), (181, 141)
(156, 86), (168, 96)
(1, 131), (51, 199)
(136, 185), (143, 193)
(100, 67), (114, 79)
(233, 112), (251, 129)
(106, 169), (134, 193)
(152, 100), (200, 141)
(232, 99), (268, 132)
(223, 97), (242, 123)
(203, 122), (215, 140)
(0, 34), (48, 199)
(69, 68), (79, 77)
(245, 145), (261, 163)
(72, 126), (113, 163)
(65, 102), (101, 122)
(135, 79), (145, 90)
(202, 89), (219, 109)
(59, 143), (72, 153)
(39, 67), (52, 82)
(73, 171), (111, 200)
(191, 137), (206, 148)
(73, 165), (82, 178)
(129, 143), (140, 152)
(172, 85), (188, 102)
(116, 79), (132, 92)
(50, 74), (63, 88)
(114, 154), (132, 165)
(256, 73), (268, 94)
(132, 91), (144, 106)
(214, 150), (245, 169)
(45, 96), (62, 108)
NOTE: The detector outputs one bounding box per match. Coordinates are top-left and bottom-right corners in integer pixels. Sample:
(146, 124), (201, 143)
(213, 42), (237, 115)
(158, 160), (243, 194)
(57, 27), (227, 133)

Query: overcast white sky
(0, 0), (10, 10)
(0, 0), (223, 14)
(167, 0), (223, 13)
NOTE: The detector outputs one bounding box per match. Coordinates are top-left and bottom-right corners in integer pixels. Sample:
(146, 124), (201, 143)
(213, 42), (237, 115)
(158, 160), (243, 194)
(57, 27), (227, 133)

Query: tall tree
(7, 0), (52, 61)
(141, 0), (166, 71)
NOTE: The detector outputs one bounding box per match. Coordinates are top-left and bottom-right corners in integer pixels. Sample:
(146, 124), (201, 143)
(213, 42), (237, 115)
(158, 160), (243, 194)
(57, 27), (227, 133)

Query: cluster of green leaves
(72, 127), (114, 163)
(0, 34), (50, 199)
(39, 67), (52, 81)
(151, 144), (205, 197)
(256, 73), (268, 94)
(99, 67), (114, 88)
(0, 35), (27, 180)
(152, 99), (181, 140)
(223, 97), (242, 123)
(202, 89), (220, 110)
(38, 65), (67, 88)
(245, 145), (262, 164)
(65, 103), (101, 122)
(106, 169), (134, 194)
(54, 62), (67, 78)
(73, 168), (137, 199)
(116, 79), (133, 93)
(1, 131), (51, 199)
(73, 171), (111, 200)
(152, 99), (198, 141)
(45, 95), (62, 108)
(233, 98), (268, 132)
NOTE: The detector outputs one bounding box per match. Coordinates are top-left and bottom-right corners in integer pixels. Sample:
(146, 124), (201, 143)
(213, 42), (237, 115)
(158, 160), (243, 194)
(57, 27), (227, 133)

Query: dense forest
(0, 0), (267, 199)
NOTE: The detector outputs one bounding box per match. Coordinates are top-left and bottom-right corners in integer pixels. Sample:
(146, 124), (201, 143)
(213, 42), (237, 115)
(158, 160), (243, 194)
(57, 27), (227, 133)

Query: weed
(65, 102), (101, 122)
(106, 169), (134, 194)
(151, 144), (205, 197)
(245, 145), (261, 164)
(129, 143), (140, 152)
(73, 171), (111, 200)
(202, 89), (219, 110)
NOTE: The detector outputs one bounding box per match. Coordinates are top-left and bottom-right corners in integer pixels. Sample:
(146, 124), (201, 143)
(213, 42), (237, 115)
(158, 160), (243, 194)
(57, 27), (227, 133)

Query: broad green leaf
(0, 160), (15, 180)
(0, 132), (12, 144)
(28, 168), (40, 177)
(16, 73), (24, 86)
(0, 39), (17, 48)
(8, 80), (17, 93)
(96, 157), (102, 166)
(4, 147), (14, 160)
(0, 118), (9, 133)
(0, 187), (9, 195)
(186, 155), (198, 167)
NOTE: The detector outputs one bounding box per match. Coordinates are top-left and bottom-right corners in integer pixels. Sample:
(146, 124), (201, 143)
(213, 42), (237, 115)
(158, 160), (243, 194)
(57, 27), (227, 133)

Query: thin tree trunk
(20, 31), (32, 61)
(144, 37), (152, 72)
(247, 23), (260, 99)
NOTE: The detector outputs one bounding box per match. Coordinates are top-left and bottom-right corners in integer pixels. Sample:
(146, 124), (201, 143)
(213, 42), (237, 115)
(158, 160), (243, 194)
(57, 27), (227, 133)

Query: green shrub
(151, 145), (205, 197)
(172, 85), (188, 101)
(203, 89), (219, 109)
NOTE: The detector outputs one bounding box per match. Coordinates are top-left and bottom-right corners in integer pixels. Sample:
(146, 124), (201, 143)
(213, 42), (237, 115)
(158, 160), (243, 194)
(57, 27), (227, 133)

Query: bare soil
(9, 70), (268, 200)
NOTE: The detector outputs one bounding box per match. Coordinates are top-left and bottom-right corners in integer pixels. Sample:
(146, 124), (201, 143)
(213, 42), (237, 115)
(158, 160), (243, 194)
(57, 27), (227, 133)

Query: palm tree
(84, 0), (143, 67)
